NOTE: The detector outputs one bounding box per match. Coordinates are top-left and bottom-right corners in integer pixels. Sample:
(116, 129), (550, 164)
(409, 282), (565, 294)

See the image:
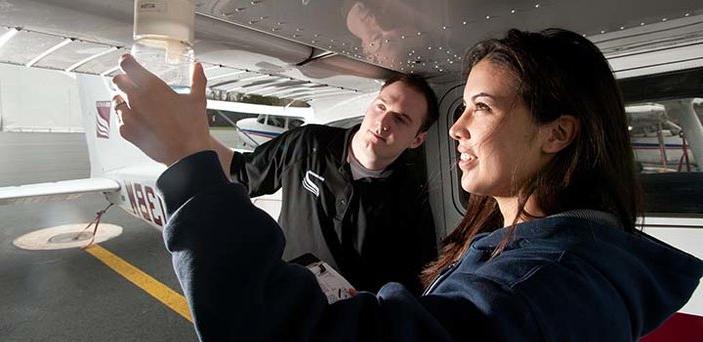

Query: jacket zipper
(422, 260), (459, 295)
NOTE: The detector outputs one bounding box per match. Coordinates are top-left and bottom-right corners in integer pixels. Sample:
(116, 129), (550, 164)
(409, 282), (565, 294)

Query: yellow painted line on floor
(84, 244), (192, 322)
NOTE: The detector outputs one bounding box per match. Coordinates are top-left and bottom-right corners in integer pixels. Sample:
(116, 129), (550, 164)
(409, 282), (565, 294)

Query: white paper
(305, 261), (355, 304)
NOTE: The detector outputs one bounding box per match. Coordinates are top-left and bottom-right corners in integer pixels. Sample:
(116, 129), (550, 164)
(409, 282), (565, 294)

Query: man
(118, 56), (438, 294)
(210, 73), (438, 294)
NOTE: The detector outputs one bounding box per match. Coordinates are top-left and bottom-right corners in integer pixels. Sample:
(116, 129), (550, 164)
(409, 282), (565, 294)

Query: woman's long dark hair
(422, 28), (643, 286)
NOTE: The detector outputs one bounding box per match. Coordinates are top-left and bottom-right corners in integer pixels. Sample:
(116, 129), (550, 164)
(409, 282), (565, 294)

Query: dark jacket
(158, 151), (703, 341)
(229, 124), (436, 294)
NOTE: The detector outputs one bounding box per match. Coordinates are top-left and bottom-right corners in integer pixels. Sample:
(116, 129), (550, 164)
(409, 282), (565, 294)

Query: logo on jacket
(302, 170), (325, 197)
(96, 101), (111, 139)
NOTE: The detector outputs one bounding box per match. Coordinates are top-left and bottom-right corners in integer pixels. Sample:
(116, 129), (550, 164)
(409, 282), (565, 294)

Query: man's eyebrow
(392, 109), (412, 122)
(377, 96), (411, 121)
(397, 112), (412, 122)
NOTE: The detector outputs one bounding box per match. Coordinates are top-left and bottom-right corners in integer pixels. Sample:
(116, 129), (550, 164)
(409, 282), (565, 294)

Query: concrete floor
(0, 132), (198, 341)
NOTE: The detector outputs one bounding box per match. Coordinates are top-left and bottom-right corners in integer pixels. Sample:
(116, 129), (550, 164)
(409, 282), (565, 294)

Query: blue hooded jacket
(157, 151), (703, 341)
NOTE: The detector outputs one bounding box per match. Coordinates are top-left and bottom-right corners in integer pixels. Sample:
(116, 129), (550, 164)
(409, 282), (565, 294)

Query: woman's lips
(458, 152), (477, 169)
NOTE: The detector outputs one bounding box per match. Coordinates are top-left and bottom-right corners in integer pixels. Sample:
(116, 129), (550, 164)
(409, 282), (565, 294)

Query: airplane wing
(0, 178), (120, 205)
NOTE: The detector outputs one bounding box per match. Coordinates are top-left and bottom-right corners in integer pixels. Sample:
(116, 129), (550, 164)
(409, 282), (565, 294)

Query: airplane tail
(76, 74), (156, 177)
(0, 74), (128, 205)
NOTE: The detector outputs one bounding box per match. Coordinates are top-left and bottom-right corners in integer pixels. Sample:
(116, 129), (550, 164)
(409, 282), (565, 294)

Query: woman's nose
(449, 111), (470, 141)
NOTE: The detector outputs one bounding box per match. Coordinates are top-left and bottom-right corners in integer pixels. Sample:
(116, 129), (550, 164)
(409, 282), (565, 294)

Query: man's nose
(377, 113), (392, 134)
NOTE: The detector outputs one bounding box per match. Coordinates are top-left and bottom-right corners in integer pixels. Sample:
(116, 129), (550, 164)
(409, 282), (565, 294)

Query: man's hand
(112, 54), (210, 166)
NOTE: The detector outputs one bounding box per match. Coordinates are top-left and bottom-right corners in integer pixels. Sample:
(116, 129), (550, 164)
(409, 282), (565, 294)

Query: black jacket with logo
(230, 124), (437, 294)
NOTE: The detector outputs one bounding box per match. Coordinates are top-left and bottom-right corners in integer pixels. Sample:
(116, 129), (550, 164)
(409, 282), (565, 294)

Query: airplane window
(269, 116), (285, 128)
(628, 101), (703, 214)
(289, 119), (304, 129)
(629, 105), (692, 174)
(452, 103), (470, 209)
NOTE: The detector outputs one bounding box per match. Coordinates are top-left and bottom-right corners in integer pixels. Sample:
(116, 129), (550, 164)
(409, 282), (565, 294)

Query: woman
(114, 29), (703, 341)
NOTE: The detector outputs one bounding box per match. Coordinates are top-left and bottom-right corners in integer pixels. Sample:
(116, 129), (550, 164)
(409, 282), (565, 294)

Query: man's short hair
(381, 74), (439, 132)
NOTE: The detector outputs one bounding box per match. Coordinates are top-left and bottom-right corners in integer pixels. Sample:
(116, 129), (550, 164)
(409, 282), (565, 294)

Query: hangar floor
(0, 195), (197, 341)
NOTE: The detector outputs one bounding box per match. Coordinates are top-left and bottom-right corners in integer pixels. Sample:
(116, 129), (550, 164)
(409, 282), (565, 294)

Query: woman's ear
(541, 115), (579, 154)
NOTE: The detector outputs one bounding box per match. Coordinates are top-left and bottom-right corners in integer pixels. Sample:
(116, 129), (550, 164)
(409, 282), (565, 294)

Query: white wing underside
(0, 178), (120, 205)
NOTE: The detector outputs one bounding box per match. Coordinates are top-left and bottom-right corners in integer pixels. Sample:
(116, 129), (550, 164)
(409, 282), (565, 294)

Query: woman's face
(449, 60), (548, 198)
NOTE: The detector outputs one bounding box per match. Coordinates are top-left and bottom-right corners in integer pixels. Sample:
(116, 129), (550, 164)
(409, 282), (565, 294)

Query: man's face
(355, 81), (428, 163)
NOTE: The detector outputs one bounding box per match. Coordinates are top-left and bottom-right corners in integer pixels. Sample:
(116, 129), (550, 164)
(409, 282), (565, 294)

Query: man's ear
(409, 131), (428, 149)
(541, 115), (579, 154)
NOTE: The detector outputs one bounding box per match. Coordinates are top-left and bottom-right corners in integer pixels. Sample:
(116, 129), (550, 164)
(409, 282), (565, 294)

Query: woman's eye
(475, 102), (491, 112)
(377, 103), (386, 111)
